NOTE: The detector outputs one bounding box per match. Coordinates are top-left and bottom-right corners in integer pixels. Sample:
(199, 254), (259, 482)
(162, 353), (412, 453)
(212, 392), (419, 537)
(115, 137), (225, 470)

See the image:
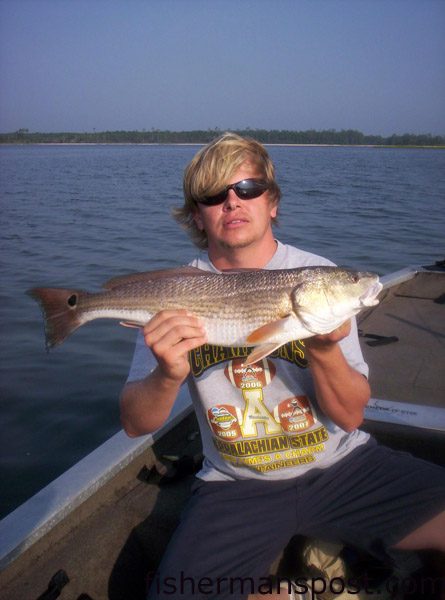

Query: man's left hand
(305, 319), (351, 350)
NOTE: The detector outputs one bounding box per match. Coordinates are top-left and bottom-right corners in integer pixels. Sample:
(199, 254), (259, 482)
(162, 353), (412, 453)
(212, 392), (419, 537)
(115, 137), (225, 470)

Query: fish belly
(82, 307), (155, 327)
(202, 312), (312, 348)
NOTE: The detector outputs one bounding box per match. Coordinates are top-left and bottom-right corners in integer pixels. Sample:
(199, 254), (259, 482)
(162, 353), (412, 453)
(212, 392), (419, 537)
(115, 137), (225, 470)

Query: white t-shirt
(127, 241), (370, 481)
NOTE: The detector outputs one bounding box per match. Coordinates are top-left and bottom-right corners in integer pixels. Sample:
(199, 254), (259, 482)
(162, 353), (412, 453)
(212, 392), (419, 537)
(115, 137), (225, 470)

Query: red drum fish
(29, 265), (382, 365)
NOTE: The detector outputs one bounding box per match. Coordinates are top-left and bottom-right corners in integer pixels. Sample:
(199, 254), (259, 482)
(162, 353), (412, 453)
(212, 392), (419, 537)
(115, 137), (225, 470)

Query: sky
(0, 0), (444, 136)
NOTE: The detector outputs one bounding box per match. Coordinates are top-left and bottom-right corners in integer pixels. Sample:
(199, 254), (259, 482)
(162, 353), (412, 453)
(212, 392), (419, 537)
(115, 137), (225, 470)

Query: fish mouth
(359, 281), (383, 306)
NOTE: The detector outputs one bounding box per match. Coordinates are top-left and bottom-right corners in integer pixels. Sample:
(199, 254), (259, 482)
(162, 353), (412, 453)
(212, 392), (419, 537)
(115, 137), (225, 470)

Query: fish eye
(352, 274), (360, 283)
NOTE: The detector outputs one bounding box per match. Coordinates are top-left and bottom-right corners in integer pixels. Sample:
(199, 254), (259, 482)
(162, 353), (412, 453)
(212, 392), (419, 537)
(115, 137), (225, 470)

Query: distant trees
(0, 128), (443, 146)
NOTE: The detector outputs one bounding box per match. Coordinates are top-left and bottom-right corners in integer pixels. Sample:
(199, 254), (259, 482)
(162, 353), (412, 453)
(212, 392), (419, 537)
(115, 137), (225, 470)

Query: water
(1, 144), (444, 518)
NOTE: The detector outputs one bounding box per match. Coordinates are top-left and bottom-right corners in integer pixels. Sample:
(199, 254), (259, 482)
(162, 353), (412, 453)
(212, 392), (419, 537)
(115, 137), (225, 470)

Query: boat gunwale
(0, 387), (193, 572)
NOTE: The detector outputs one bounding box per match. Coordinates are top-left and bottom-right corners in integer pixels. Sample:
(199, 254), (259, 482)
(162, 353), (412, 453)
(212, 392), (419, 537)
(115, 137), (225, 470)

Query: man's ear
(269, 200), (278, 220)
(193, 209), (204, 231)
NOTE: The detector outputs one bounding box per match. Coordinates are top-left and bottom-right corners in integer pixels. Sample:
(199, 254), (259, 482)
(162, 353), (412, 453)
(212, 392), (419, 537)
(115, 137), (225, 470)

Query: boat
(358, 260), (445, 465)
(0, 262), (444, 599)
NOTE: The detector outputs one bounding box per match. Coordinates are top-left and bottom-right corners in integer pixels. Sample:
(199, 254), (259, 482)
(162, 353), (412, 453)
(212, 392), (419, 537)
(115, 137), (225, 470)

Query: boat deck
(0, 412), (203, 599)
(358, 268), (445, 463)
(360, 269), (444, 408)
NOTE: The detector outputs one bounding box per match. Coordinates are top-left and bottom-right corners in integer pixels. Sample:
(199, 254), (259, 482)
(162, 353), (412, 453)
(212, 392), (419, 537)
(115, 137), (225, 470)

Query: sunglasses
(196, 178), (269, 206)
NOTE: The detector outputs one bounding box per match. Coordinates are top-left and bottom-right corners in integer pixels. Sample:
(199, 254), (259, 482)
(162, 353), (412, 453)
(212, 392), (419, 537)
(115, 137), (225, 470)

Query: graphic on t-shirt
(204, 356), (328, 473)
(208, 405), (243, 439)
(274, 396), (315, 432)
(189, 340), (307, 377)
(224, 357), (276, 389)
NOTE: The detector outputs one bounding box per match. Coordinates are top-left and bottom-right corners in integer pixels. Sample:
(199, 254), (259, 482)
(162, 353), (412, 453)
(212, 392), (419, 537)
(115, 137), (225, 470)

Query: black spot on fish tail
(27, 287), (87, 349)
(67, 294), (77, 307)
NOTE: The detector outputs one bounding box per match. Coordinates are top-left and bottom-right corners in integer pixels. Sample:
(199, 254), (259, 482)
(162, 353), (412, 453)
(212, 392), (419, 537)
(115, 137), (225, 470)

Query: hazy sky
(1, 0), (444, 135)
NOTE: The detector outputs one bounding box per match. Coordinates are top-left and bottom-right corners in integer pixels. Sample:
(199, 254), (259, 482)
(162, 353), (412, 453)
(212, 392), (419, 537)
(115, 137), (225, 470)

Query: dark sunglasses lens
(199, 179), (268, 206)
(234, 180), (267, 199)
(201, 190), (228, 205)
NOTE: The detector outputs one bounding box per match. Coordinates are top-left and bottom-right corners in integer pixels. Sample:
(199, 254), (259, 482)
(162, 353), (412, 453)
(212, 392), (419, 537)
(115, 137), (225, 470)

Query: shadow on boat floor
(108, 457), (201, 599)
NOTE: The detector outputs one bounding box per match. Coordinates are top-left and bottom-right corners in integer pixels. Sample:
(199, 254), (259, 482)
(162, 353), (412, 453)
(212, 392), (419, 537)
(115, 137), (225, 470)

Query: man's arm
(304, 320), (370, 432)
(120, 310), (207, 436)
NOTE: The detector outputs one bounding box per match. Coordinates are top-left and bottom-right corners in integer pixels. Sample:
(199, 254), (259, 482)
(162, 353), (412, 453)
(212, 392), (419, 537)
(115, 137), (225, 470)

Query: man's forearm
(306, 342), (370, 432)
(120, 366), (183, 436)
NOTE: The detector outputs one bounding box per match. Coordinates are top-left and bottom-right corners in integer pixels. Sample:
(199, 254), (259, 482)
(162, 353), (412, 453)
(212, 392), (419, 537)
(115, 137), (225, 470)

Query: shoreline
(1, 142), (444, 149)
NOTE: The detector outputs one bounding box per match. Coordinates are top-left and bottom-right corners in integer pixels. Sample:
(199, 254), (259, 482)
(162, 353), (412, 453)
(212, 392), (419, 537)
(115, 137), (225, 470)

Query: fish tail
(28, 287), (87, 349)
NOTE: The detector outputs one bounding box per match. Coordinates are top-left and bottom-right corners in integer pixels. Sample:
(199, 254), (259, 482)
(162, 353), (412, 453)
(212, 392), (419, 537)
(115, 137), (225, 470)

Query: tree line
(1, 128), (444, 146)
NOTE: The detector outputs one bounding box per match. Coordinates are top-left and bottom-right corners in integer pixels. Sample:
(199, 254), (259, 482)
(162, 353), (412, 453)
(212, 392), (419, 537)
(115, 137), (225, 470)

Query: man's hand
(305, 320), (351, 350)
(120, 309), (207, 436)
(142, 309), (207, 383)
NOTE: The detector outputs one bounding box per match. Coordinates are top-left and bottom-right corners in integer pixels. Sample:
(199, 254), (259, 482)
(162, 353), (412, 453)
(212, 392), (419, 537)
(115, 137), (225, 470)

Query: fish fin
(243, 343), (282, 366)
(119, 321), (142, 329)
(27, 287), (86, 349)
(246, 315), (294, 344)
(103, 266), (207, 289)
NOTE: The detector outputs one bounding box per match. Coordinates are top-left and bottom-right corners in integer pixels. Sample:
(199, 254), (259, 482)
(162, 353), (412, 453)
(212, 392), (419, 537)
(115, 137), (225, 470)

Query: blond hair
(173, 132), (281, 248)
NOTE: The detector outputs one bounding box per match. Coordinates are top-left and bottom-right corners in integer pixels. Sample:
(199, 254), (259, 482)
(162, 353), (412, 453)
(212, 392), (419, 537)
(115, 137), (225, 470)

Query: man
(120, 133), (445, 599)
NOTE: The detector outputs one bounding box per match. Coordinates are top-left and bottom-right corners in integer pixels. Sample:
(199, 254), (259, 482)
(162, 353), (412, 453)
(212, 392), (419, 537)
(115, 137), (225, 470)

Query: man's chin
(218, 237), (254, 250)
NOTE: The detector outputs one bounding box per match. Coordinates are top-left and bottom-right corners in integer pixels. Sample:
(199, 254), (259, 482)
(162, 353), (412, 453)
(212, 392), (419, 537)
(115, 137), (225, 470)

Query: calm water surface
(1, 144), (444, 517)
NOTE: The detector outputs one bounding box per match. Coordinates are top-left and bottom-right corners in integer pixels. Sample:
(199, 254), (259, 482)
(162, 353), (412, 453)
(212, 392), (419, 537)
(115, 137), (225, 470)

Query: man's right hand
(120, 310), (207, 436)
(142, 309), (207, 383)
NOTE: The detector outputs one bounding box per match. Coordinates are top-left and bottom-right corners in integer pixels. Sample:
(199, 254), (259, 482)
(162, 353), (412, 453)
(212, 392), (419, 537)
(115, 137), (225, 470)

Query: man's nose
(223, 189), (239, 209)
